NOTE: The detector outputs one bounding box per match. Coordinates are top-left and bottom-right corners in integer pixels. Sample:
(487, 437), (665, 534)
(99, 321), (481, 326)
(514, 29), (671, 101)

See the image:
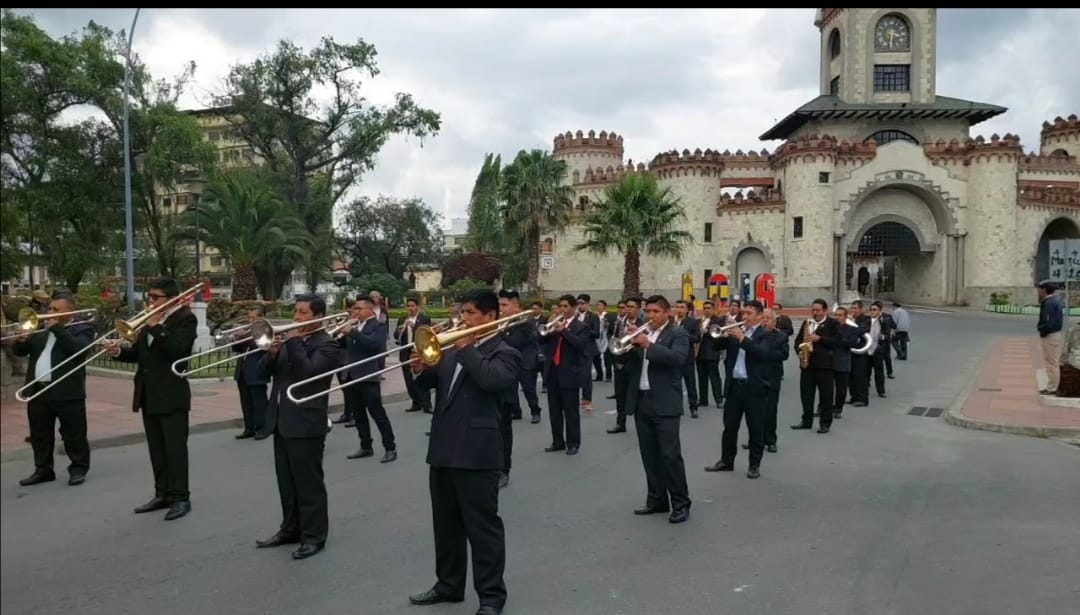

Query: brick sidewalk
(947, 336), (1080, 438)
(1, 369), (408, 456)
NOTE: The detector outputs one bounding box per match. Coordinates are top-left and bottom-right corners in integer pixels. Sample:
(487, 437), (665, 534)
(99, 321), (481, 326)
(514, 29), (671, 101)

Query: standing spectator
(891, 302), (911, 360)
(1036, 281), (1064, 396)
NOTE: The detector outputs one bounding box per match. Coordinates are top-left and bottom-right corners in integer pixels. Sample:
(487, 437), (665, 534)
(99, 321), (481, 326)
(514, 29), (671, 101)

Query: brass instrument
(797, 318), (815, 369)
(285, 311), (531, 404)
(610, 322), (655, 355)
(15, 283), (204, 403)
(707, 321), (745, 339)
(213, 322), (253, 344)
(172, 312), (348, 377)
(537, 313), (568, 336)
(0, 308), (97, 341)
(848, 318), (875, 354)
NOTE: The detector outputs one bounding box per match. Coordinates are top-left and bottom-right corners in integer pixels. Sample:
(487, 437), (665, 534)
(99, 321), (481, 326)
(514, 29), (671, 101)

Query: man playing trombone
(395, 295), (433, 414)
(12, 292), (96, 487)
(105, 277), (198, 521)
(231, 305), (269, 440)
(408, 289), (521, 615)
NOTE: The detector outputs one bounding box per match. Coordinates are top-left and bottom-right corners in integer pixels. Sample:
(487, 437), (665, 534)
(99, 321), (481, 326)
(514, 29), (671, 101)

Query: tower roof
(759, 94), (1007, 141)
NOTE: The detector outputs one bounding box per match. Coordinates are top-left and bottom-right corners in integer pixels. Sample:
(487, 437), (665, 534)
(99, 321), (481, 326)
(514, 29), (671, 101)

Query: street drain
(924, 407), (944, 417)
(908, 406), (944, 418)
(978, 387), (1002, 392)
(908, 406), (927, 416)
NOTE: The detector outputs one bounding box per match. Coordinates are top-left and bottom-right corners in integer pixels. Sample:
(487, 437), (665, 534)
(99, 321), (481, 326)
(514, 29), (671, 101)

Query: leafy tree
(464, 153), (503, 252)
(500, 149), (574, 290)
(170, 168), (313, 300)
(442, 252), (502, 286)
(573, 172), (693, 299)
(348, 272), (410, 305)
(212, 36), (441, 297)
(337, 195), (444, 279)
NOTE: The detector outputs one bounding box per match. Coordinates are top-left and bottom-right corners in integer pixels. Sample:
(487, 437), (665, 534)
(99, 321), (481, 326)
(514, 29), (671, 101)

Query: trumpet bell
(413, 327), (445, 366)
(250, 320), (277, 350)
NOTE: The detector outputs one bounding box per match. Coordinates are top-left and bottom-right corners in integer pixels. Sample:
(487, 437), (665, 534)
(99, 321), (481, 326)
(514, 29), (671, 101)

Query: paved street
(2, 310), (1078, 615)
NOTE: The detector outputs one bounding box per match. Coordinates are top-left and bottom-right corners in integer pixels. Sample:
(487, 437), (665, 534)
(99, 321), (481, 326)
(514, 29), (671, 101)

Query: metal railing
(87, 346), (238, 379)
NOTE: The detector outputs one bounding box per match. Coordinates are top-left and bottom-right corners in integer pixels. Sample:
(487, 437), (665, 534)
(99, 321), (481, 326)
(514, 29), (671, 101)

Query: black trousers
(799, 367), (834, 427)
(722, 379), (765, 468)
(238, 381), (268, 434)
(870, 354), (887, 396)
(849, 355), (870, 403)
(402, 363), (432, 412)
(580, 354), (594, 402)
(348, 381), (396, 452)
(633, 393), (690, 511)
(497, 401), (513, 474)
(429, 467), (507, 608)
(141, 410), (190, 501)
(602, 350), (614, 379)
(28, 397), (89, 474)
(547, 369), (580, 448)
(518, 367), (540, 415)
(613, 367), (629, 427)
(696, 359), (723, 405)
(764, 388), (780, 447)
(833, 371), (850, 414)
(273, 432), (328, 546)
(892, 331), (909, 359)
(681, 361), (698, 407)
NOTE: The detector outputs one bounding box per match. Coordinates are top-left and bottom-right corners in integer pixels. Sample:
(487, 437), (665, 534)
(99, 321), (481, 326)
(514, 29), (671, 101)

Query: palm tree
(171, 169), (313, 300)
(500, 149), (574, 290)
(573, 172), (693, 299)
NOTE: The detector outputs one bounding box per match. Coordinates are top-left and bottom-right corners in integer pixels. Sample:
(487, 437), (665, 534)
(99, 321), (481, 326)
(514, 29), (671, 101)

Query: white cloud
(16, 8), (1080, 229)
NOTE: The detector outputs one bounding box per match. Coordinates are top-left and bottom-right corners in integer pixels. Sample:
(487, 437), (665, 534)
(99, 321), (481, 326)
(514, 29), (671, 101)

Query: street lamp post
(122, 8), (141, 308)
(194, 195), (201, 279)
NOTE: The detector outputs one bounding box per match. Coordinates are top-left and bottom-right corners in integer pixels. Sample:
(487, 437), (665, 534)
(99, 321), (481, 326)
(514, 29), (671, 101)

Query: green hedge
(984, 304), (1080, 316)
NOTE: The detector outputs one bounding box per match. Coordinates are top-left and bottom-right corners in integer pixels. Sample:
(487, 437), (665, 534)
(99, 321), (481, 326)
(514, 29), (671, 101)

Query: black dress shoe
(530, 415), (541, 424)
(405, 405), (421, 413)
(668, 507), (690, 524)
(134, 496), (171, 514)
(741, 443), (749, 450)
(696, 402), (708, 408)
(347, 448), (374, 459)
(633, 505), (670, 515)
(332, 414), (350, 424)
(605, 394), (617, 399)
(164, 500), (191, 521)
(607, 425), (626, 433)
(68, 471), (87, 486)
(704, 461), (734, 472)
(291, 543), (323, 560)
(690, 410), (698, 418)
(253, 432), (270, 440)
(544, 445), (566, 452)
(791, 423), (813, 430)
(409, 588), (464, 605)
(256, 531), (300, 548)
(817, 426), (830, 434)
(235, 431), (255, 440)
(476, 605), (503, 615)
(766, 444), (778, 453)
(852, 401), (868, 407)
(381, 450), (398, 463)
(747, 466), (760, 479)
(566, 446), (579, 455)
(497, 473), (509, 489)
(19, 470), (56, 486)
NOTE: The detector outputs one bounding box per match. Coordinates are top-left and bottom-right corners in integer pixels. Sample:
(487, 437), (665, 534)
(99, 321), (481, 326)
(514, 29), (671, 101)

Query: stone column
(191, 301), (214, 353)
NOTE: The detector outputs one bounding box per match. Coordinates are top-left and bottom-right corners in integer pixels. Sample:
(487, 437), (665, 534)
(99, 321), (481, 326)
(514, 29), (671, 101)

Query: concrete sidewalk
(946, 336), (1080, 439)
(0, 369), (409, 461)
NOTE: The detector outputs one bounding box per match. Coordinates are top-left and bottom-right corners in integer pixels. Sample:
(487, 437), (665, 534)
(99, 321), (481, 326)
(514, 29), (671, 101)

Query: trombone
(213, 322), (253, 344)
(15, 283), (204, 403)
(172, 312), (348, 377)
(610, 322), (655, 355)
(285, 311), (531, 404)
(0, 308), (97, 341)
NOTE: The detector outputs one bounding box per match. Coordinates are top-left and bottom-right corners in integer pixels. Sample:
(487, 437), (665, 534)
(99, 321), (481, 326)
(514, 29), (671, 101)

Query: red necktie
(553, 336), (563, 366)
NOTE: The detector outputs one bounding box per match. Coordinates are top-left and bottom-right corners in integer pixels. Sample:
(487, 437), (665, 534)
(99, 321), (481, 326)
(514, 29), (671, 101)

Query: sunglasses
(147, 293), (168, 300)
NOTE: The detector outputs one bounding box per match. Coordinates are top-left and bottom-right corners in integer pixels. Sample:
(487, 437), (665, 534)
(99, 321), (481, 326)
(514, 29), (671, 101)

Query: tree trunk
(623, 246), (640, 299)
(526, 224), (540, 291)
(64, 271), (84, 294)
(232, 263), (259, 300)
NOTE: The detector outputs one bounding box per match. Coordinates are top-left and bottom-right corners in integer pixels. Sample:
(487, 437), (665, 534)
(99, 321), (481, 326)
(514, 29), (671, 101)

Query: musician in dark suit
(673, 300), (700, 417)
(694, 300), (724, 411)
(618, 295), (692, 523)
(869, 301), (892, 396)
(574, 294), (601, 413)
(848, 300), (872, 407)
(528, 301), (547, 420)
(408, 289), (520, 615)
(758, 308), (790, 452)
(254, 293), (339, 560)
(395, 296), (433, 413)
(598, 300), (617, 382)
(773, 303), (795, 337)
(830, 307), (862, 419)
(705, 300), (787, 478)
(12, 292), (95, 487)
(232, 304), (269, 440)
(791, 299), (842, 433)
(539, 294), (591, 454)
(494, 290), (536, 488)
(607, 297), (645, 434)
(342, 295), (397, 463)
(105, 277), (197, 521)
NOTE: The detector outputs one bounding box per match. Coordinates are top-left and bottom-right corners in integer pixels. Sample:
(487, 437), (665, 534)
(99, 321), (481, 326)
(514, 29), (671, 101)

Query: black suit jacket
(619, 323), (690, 416)
(425, 336), (521, 470)
(501, 315), (538, 372)
(723, 325), (789, 392)
(258, 329), (339, 438)
(231, 334), (268, 385)
(115, 306), (197, 414)
(540, 317), (591, 387)
(577, 311), (601, 357)
(776, 315), (795, 337)
(674, 316), (700, 365)
(793, 317), (842, 370)
(13, 321), (96, 401)
(833, 323), (862, 373)
(695, 315), (723, 361)
(394, 312), (433, 361)
(343, 318), (388, 381)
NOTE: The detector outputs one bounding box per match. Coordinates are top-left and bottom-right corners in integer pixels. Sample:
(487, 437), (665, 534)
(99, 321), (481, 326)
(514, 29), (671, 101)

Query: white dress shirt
(35, 330), (58, 382)
(638, 322), (667, 391)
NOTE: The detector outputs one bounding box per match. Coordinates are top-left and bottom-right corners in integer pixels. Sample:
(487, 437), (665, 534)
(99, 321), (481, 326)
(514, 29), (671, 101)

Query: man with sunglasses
(106, 277), (198, 521)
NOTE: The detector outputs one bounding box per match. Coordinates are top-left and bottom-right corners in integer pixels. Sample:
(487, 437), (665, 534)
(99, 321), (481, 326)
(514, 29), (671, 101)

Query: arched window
(865, 130), (919, 146)
(828, 29), (841, 60)
(1050, 148), (1070, 157)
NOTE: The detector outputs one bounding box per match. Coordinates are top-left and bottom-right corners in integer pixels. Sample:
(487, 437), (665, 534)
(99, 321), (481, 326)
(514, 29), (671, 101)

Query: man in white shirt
(890, 302), (911, 360)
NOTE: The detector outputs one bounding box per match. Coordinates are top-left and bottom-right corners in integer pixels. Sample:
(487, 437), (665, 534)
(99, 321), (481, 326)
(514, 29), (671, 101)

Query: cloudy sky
(16, 8), (1080, 230)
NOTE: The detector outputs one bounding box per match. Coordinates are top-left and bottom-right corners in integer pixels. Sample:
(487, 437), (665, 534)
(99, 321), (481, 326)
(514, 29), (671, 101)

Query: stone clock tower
(815, 8), (937, 105)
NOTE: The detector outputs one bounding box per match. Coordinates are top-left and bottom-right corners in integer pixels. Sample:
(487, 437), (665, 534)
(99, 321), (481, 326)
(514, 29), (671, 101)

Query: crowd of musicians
(4, 277), (913, 615)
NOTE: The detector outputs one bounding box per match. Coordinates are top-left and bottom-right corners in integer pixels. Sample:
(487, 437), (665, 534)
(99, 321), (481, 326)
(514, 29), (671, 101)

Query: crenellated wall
(1041, 114), (1080, 159)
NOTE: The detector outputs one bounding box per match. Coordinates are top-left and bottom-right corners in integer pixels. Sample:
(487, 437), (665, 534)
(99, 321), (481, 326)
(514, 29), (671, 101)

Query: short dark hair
(405, 295), (420, 306)
(745, 300), (764, 314)
(558, 294), (576, 306)
(246, 304), (265, 317)
(870, 301), (884, 310)
(893, 301), (902, 308)
(774, 303), (784, 310)
(1037, 281), (1058, 293)
(851, 300), (864, 309)
(353, 294), (373, 306)
(149, 277), (180, 298)
(645, 294), (670, 310)
(460, 289), (499, 316)
(675, 300), (688, 308)
(597, 299), (607, 307)
(530, 301), (543, 308)
(835, 306), (848, 318)
(812, 298), (829, 311)
(295, 293), (326, 317)
(729, 299), (742, 308)
(617, 300), (626, 307)
(50, 287), (71, 299)
(51, 292), (75, 306)
(498, 289), (520, 303)
(703, 300), (714, 308)
(625, 296), (643, 306)
(576, 293), (591, 303)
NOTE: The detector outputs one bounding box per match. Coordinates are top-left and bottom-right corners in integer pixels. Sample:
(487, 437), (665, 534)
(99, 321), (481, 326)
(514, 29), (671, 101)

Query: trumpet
(172, 312), (349, 377)
(285, 311), (531, 404)
(610, 322), (654, 355)
(0, 308), (97, 340)
(16, 283), (204, 403)
(538, 313), (568, 336)
(706, 321), (745, 339)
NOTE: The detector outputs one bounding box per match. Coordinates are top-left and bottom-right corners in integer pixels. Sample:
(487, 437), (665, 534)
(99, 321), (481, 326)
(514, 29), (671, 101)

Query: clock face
(875, 16), (910, 51)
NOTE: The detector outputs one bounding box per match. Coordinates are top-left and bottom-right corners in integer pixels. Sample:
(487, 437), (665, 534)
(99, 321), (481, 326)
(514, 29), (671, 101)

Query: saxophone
(797, 318), (815, 369)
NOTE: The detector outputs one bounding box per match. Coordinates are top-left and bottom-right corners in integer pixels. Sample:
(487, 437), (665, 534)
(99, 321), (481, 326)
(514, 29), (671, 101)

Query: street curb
(0, 391), (412, 464)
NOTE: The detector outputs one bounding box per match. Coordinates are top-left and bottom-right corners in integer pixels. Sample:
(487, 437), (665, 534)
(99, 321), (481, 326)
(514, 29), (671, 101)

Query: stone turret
(961, 134), (1023, 291)
(552, 130), (624, 187)
(1041, 114), (1080, 159)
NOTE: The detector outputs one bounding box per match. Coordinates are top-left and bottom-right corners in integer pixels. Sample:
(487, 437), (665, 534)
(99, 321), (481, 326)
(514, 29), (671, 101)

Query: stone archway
(1035, 216), (1080, 283)
(734, 247), (768, 302)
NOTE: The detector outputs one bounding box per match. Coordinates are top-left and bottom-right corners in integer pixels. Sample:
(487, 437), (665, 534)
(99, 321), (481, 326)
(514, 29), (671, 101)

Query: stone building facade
(538, 8), (1080, 307)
